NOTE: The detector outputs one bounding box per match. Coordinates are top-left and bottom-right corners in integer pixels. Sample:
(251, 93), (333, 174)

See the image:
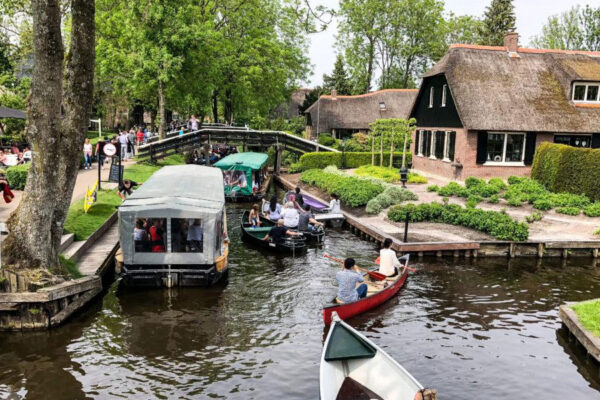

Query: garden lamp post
(341, 139), (347, 169)
(399, 127), (410, 188)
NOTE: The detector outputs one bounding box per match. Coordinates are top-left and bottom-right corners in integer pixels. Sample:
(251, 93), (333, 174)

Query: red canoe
(323, 255), (410, 325)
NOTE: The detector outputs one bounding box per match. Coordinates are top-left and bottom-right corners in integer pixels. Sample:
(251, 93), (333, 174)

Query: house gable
(410, 74), (462, 129)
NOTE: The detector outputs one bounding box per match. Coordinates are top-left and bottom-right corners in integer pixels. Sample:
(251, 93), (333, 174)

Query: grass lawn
(63, 189), (122, 240)
(572, 300), (600, 337)
(123, 154), (185, 183)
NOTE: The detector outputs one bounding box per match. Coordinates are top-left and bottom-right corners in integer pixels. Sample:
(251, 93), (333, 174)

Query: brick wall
(412, 129), (555, 180)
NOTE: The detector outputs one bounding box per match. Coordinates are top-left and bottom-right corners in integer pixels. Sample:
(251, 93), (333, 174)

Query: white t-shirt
(281, 208), (299, 228)
(329, 199), (341, 214)
(379, 248), (401, 276)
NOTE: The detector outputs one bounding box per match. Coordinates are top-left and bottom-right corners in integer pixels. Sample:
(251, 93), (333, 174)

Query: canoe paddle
(375, 256), (417, 273)
(323, 254), (387, 281)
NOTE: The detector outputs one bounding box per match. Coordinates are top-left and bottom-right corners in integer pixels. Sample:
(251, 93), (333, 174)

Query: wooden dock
(78, 223), (119, 277)
(559, 302), (600, 363)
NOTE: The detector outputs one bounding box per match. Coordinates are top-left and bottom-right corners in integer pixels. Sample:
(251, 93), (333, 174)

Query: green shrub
(533, 198), (553, 211)
(556, 206), (581, 216)
(301, 169), (384, 207)
(531, 142), (600, 202)
(387, 202), (529, 241)
(427, 184), (440, 192)
(6, 163), (30, 190)
(507, 197), (523, 207)
(549, 192), (590, 208)
(467, 194), (483, 204)
(299, 151), (412, 170)
(407, 173), (427, 184)
(488, 178), (507, 191)
(508, 176), (525, 185)
(366, 185), (417, 214)
(318, 133), (335, 146)
(594, 227), (600, 236)
(355, 165), (399, 183)
(465, 177), (485, 188)
(288, 163), (303, 173)
(488, 194), (500, 204)
(525, 211), (543, 223)
(584, 203), (600, 217)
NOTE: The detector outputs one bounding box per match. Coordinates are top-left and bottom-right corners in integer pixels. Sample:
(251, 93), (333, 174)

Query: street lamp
(341, 139), (347, 169)
(399, 127), (410, 189)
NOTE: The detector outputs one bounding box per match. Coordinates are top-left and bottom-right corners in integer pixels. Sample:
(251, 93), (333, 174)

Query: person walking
(127, 129), (136, 157)
(119, 131), (129, 161)
(83, 138), (93, 169)
(188, 115), (200, 131)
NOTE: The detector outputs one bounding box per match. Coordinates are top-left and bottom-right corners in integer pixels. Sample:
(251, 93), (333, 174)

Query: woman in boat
(149, 219), (165, 253)
(248, 204), (262, 227)
(336, 258), (367, 303)
(264, 196), (283, 221)
(281, 201), (299, 228)
(298, 203), (323, 232)
(329, 193), (341, 214)
(379, 237), (402, 277)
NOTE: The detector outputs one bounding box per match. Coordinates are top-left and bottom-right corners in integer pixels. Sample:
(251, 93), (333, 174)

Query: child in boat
(378, 237), (401, 277)
(336, 258), (367, 303)
(329, 193), (341, 214)
(249, 204), (261, 227)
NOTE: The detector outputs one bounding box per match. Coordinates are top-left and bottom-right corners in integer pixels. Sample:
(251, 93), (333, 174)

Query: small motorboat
(240, 210), (307, 255)
(323, 255), (410, 325)
(214, 152), (271, 202)
(320, 312), (436, 400)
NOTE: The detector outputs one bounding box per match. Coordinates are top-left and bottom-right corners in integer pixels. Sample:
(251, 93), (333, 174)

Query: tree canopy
(322, 54), (351, 95)
(531, 5), (600, 51)
(479, 0), (516, 46)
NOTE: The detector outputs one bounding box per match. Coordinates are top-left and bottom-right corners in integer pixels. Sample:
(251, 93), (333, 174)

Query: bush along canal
(0, 201), (598, 398)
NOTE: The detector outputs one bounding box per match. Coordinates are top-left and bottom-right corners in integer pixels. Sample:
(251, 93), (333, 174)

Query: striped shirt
(336, 269), (364, 303)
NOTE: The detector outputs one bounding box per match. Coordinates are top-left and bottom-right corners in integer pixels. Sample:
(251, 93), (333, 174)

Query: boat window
(134, 218), (166, 253)
(171, 218), (204, 253)
(215, 216), (222, 253)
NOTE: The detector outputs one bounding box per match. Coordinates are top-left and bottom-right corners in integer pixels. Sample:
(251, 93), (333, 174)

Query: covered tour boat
(240, 210), (307, 254)
(320, 312), (436, 400)
(214, 152), (270, 202)
(283, 190), (344, 228)
(116, 165), (229, 287)
(323, 255), (410, 325)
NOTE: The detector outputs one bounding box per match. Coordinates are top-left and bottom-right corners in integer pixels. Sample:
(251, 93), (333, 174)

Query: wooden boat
(320, 311), (436, 400)
(240, 210), (307, 254)
(323, 255), (410, 325)
(214, 152), (270, 202)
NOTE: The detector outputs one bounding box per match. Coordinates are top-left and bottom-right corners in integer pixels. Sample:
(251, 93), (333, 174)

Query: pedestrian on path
(119, 131), (129, 161)
(83, 138), (93, 169)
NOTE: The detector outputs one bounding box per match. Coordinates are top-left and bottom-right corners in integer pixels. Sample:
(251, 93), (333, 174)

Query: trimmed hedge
(6, 163), (30, 190)
(300, 169), (384, 207)
(366, 186), (418, 215)
(299, 151), (412, 170)
(532, 142), (600, 201)
(388, 202), (529, 241)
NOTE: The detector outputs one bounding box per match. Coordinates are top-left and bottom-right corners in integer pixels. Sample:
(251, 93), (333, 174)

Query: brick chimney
(331, 89), (337, 100)
(504, 32), (519, 53)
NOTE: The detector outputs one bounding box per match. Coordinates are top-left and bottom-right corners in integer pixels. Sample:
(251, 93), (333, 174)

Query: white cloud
(305, 0), (600, 87)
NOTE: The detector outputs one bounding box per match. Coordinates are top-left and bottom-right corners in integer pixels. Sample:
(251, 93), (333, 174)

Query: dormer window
(573, 82), (600, 103)
(429, 87), (434, 108)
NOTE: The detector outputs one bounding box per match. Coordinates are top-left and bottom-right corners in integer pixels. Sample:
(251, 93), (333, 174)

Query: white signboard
(103, 143), (117, 157)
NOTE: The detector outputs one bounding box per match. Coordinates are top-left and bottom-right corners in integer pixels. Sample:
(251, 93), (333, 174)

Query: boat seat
(324, 324), (376, 361)
(336, 377), (383, 400)
(244, 226), (272, 233)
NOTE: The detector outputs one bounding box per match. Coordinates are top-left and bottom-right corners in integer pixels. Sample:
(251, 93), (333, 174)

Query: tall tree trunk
(389, 134), (394, 169)
(212, 89), (218, 123)
(371, 134), (375, 165)
(379, 135), (383, 166)
(4, 0), (95, 270)
(224, 88), (233, 124)
(158, 81), (166, 139)
(365, 37), (375, 93)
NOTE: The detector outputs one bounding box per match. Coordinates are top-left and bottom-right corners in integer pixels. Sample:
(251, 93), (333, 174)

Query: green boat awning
(324, 323), (377, 362)
(214, 152), (268, 171)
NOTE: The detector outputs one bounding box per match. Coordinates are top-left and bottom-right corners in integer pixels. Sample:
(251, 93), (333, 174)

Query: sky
(305, 0), (600, 86)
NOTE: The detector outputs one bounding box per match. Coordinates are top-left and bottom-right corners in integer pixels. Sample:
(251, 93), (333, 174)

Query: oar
(375, 256), (417, 273)
(323, 254), (387, 281)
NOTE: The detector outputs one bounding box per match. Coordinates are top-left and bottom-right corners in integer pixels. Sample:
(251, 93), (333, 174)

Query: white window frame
(441, 84), (447, 107)
(443, 131), (451, 162)
(429, 87), (434, 108)
(417, 130), (424, 156)
(483, 132), (527, 166)
(429, 131), (436, 159)
(572, 82), (600, 103)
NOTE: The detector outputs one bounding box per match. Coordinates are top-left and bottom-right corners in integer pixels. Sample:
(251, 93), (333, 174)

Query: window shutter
(476, 132), (487, 164)
(424, 131), (430, 157)
(448, 131), (456, 161)
(593, 133), (600, 149)
(414, 130), (420, 155)
(524, 133), (537, 165)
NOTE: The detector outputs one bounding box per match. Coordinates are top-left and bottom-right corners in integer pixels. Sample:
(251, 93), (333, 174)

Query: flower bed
(300, 169), (384, 207)
(388, 202), (529, 241)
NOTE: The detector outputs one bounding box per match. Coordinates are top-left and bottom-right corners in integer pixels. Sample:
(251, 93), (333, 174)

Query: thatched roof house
(410, 32), (600, 180)
(305, 89), (418, 139)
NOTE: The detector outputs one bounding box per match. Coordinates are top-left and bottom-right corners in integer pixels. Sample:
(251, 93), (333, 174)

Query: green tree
(479, 0), (516, 46)
(581, 5), (600, 51)
(445, 14), (484, 46)
(298, 86), (324, 114)
(531, 6), (583, 50)
(323, 54), (351, 95)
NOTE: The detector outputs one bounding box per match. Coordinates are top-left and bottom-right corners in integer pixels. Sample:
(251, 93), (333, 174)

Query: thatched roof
(306, 89), (417, 133)
(421, 44), (600, 133)
(0, 106), (25, 119)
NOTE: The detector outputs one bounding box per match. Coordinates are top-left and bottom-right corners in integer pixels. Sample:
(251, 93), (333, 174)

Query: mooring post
(403, 212), (410, 243)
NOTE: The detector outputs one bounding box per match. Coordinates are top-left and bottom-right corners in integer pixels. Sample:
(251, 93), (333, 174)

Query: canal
(2, 202), (600, 399)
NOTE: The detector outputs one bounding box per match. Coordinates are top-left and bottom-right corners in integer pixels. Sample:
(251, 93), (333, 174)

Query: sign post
(100, 142), (117, 191)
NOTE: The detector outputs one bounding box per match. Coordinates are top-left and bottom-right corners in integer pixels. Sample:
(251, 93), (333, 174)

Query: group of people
(85, 126), (155, 170)
(191, 145), (238, 166)
(133, 218), (204, 253)
(0, 144), (32, 167)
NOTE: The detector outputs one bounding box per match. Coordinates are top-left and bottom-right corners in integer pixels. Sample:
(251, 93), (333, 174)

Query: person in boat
(293, 186), (304, 208)
(336, 258), (367, 303)
(248, 204), (262, 227)
(262, 219), (302, 243)
(281, 201), (299, 228)
(379, 237), (402, 277)
(187, 218), (203, 252)
(329, 193), (341, 214)
(133, 219), (148, 251)
(149, 219), (165, 252)
(264, 196), (282, 221)
(298, 203), (323, 232)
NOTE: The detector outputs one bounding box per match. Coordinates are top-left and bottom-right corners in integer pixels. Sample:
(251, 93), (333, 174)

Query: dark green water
(2, 203), (600, 399)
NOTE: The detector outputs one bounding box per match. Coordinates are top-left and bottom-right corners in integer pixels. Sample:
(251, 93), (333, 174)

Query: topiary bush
(6, 164), (30, 190)
(387, 202), (529, 241)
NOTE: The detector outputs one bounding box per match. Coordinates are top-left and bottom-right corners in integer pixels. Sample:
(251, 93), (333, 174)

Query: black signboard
(109, 163), (123, 183)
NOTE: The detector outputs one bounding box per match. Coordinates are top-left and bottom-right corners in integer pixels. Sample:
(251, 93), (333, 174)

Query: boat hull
(241, 211), (307, 255)
(120, 264), (228, 287)
(322, 267), (408, 325)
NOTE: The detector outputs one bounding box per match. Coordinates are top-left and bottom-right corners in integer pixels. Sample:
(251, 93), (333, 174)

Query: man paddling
(336, 258), (368, 303)
(263, 219), (301, 243)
